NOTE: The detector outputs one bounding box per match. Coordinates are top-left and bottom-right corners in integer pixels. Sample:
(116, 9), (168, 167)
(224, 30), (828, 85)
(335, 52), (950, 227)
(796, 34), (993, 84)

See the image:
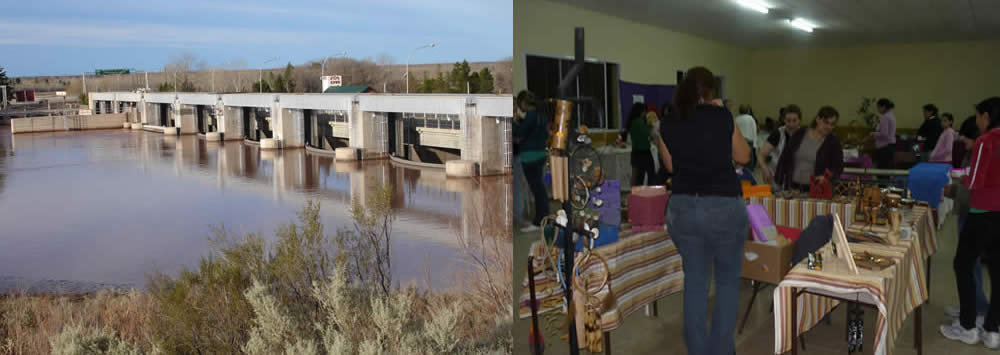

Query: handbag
(809, 169), (833, 200)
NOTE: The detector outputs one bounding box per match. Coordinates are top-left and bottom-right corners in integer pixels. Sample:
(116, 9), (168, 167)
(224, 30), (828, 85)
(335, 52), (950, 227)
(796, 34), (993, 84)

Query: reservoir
(0, 126), (511, 293)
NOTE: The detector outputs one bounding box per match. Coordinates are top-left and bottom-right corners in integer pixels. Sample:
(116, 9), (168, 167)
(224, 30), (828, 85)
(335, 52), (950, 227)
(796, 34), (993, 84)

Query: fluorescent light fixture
(789, 18), (815, 32)
(735, 0), (769, 14)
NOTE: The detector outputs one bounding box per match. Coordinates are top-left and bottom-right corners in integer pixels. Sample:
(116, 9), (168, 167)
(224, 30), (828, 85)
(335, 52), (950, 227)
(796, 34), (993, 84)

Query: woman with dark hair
(759, 105), (803, 184)
(619, 102), (655, 186)
(658, 66), (750, 355)
(872, 98), (897, 169)
(941, 97), (1000, 349)
(513, 90), (549, 232)
(929, 113), (958, 163)
(919, 104), (943, 153)
(954, 115), (981, 167)
(774, 106), (844, 191)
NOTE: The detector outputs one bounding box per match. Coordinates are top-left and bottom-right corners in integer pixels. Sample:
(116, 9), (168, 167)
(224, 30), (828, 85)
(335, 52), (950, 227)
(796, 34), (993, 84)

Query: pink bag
(747, 204), (777, 242)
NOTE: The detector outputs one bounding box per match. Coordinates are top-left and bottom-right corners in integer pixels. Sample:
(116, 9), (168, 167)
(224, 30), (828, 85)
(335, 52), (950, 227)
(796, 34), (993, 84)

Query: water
(0, 126), (511, 293)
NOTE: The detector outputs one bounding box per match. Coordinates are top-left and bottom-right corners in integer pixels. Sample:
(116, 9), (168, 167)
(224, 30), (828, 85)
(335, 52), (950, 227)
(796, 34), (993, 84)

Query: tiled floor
(513, 213), (995, 354)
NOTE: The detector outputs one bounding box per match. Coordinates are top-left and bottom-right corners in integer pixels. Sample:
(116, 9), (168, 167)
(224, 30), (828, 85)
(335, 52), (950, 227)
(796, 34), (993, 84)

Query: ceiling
(550, 0), (1000, 48)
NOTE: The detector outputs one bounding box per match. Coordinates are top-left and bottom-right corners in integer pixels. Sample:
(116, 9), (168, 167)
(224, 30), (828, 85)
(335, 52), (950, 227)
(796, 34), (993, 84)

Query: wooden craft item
(551, 99), (572, 151)
(831, 213), (860, 274)
(853, 252), (893, 271)
(887, 209), (901, 245)
(886, 193), (901, 208)
(550, 155), (569, 201)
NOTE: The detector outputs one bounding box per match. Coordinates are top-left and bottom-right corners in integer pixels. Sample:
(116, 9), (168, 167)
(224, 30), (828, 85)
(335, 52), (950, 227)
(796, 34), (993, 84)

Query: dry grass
(0, 290), (154, 354)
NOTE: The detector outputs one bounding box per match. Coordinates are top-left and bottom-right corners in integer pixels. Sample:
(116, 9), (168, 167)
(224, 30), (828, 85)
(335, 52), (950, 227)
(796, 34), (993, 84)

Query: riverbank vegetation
(0, 186), (512, 354)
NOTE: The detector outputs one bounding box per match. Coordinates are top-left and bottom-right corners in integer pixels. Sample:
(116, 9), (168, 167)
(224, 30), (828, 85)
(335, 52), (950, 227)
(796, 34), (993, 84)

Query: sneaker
(520, 224), (541, 233)
(984, 330), (1000, 350)
(940, 322), (981, 345)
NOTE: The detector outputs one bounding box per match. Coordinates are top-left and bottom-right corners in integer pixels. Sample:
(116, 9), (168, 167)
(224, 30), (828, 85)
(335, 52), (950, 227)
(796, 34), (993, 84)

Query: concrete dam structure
(87, 92), (513, 177)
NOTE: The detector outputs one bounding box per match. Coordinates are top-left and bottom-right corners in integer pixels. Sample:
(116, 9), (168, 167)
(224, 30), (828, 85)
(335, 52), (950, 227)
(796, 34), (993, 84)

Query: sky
(0, 0), (512, 77)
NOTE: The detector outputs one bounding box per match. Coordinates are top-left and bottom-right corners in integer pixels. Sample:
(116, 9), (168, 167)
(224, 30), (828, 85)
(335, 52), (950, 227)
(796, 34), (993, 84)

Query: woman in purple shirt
(872, 98), (897, 169)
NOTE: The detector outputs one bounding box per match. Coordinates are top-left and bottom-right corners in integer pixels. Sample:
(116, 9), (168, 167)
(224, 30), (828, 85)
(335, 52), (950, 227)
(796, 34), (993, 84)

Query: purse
(809, 169), (833, 200)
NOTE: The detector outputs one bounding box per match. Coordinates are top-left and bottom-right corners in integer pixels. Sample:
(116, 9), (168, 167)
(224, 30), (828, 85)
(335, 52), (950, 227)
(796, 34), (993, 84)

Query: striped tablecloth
(773, 207), (935, 355)
(747, 196), (855, 229)
(518, 228), (684, 331)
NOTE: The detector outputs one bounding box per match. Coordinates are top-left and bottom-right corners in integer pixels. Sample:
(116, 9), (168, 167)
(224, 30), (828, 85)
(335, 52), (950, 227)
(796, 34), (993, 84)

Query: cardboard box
(741, 238), (795, 285)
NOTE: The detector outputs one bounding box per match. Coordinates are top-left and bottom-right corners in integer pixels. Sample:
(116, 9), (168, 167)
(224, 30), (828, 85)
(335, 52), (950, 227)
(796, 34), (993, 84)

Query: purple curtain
(618, 80), (675, 130)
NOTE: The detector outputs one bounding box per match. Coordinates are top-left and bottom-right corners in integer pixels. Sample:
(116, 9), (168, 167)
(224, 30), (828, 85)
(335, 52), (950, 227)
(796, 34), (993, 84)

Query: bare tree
(494, 57), (513, 94)
(219, 59), (248, 93)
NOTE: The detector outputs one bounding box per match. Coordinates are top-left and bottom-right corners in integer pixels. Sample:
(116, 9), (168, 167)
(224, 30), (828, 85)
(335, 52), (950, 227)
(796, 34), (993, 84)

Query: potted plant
(844, 97), (880, 153)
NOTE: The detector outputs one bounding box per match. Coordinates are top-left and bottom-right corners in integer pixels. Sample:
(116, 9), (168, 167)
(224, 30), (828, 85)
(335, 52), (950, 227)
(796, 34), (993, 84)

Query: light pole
(406, 42), (436, 94)
(259, 57), (278, 93)
(321, 51), (348, 78)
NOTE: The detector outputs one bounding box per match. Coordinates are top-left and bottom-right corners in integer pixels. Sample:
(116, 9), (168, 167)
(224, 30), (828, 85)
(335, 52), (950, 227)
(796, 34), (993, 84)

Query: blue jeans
(667, 194), (749, 355)
(522, 159), (549, 226)
(958, 212), (990, 313)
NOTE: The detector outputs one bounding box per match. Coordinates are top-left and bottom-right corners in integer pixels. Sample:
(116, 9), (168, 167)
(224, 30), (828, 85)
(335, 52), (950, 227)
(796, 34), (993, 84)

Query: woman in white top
(758, 104), (804, 184)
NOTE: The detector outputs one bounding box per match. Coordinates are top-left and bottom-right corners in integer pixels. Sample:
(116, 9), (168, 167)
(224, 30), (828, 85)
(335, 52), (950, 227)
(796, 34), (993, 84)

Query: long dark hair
(877, 98), (895, 111)
(975, 97), (1000, 131)
(674, 66), (715, 120)
(624, 102), (646, 133)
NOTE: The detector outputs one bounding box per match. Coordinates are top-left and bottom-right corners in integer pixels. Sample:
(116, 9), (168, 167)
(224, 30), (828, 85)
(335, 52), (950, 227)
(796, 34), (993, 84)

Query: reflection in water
(0, 127), (510, 291)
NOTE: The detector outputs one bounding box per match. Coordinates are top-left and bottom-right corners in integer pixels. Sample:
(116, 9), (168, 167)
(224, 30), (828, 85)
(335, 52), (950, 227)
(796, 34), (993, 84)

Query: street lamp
(259, 57), (279, 93)
(321, 51), (348, 78)
(406, 42), (436, 94)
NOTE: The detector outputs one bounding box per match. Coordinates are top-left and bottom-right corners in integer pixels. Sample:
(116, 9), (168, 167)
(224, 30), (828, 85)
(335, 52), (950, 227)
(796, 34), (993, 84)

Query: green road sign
(95, 69), (132, 75)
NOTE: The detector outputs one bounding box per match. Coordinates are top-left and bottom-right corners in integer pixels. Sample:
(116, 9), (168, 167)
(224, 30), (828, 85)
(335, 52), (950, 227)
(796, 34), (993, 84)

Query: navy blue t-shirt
(660, 104), (742, 197)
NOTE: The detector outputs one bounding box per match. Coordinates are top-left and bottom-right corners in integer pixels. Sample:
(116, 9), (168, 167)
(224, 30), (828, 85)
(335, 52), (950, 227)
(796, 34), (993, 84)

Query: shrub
(49, 323), (141, 355)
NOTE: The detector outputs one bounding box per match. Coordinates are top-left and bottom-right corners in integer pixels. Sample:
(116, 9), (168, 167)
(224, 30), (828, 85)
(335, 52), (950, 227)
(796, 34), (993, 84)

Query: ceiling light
(734, 0), (769, 14)
(789, 18), (815, 33)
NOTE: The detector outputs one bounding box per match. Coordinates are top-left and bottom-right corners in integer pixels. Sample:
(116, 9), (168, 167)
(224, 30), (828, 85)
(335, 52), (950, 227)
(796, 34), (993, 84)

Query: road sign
(95, 69), (132, 76)
(56, 91), (67, 97)
(321, 75), (343, 92)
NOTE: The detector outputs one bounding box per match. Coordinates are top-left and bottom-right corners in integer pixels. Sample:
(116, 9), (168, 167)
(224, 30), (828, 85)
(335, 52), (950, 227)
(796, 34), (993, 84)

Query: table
(519, 228), (684, 352)
(774, 206), (936, 355)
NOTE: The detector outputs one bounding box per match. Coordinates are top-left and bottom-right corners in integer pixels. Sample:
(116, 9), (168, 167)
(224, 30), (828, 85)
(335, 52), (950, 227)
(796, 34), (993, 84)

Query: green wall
(515, 0), (1000, 131)
(514, 0), (752, 106)
(749, 40), (1000, 129)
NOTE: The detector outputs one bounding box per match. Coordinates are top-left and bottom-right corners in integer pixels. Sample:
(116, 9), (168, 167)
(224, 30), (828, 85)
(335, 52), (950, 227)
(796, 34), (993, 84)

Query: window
(402, 112), (460, 130)
(525, 54), (619, 130)
(317, 110), (347, 123)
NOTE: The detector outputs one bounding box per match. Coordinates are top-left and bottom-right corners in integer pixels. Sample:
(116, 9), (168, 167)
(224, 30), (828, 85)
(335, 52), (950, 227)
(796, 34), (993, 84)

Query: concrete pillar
(348, 98), (365, 150)
(221, 106), (243, 141)
(140, 101), (149, 125)
(178, 104), (197, 134)
(459, 101), (505, 176)
(278, 108), (305, 148)
(350, 109), (387, 160)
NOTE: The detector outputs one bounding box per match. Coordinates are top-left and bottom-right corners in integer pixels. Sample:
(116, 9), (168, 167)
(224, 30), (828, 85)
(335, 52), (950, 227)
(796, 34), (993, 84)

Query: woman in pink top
(872, 98), (897, 168)
(930, 113), (959, 163)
